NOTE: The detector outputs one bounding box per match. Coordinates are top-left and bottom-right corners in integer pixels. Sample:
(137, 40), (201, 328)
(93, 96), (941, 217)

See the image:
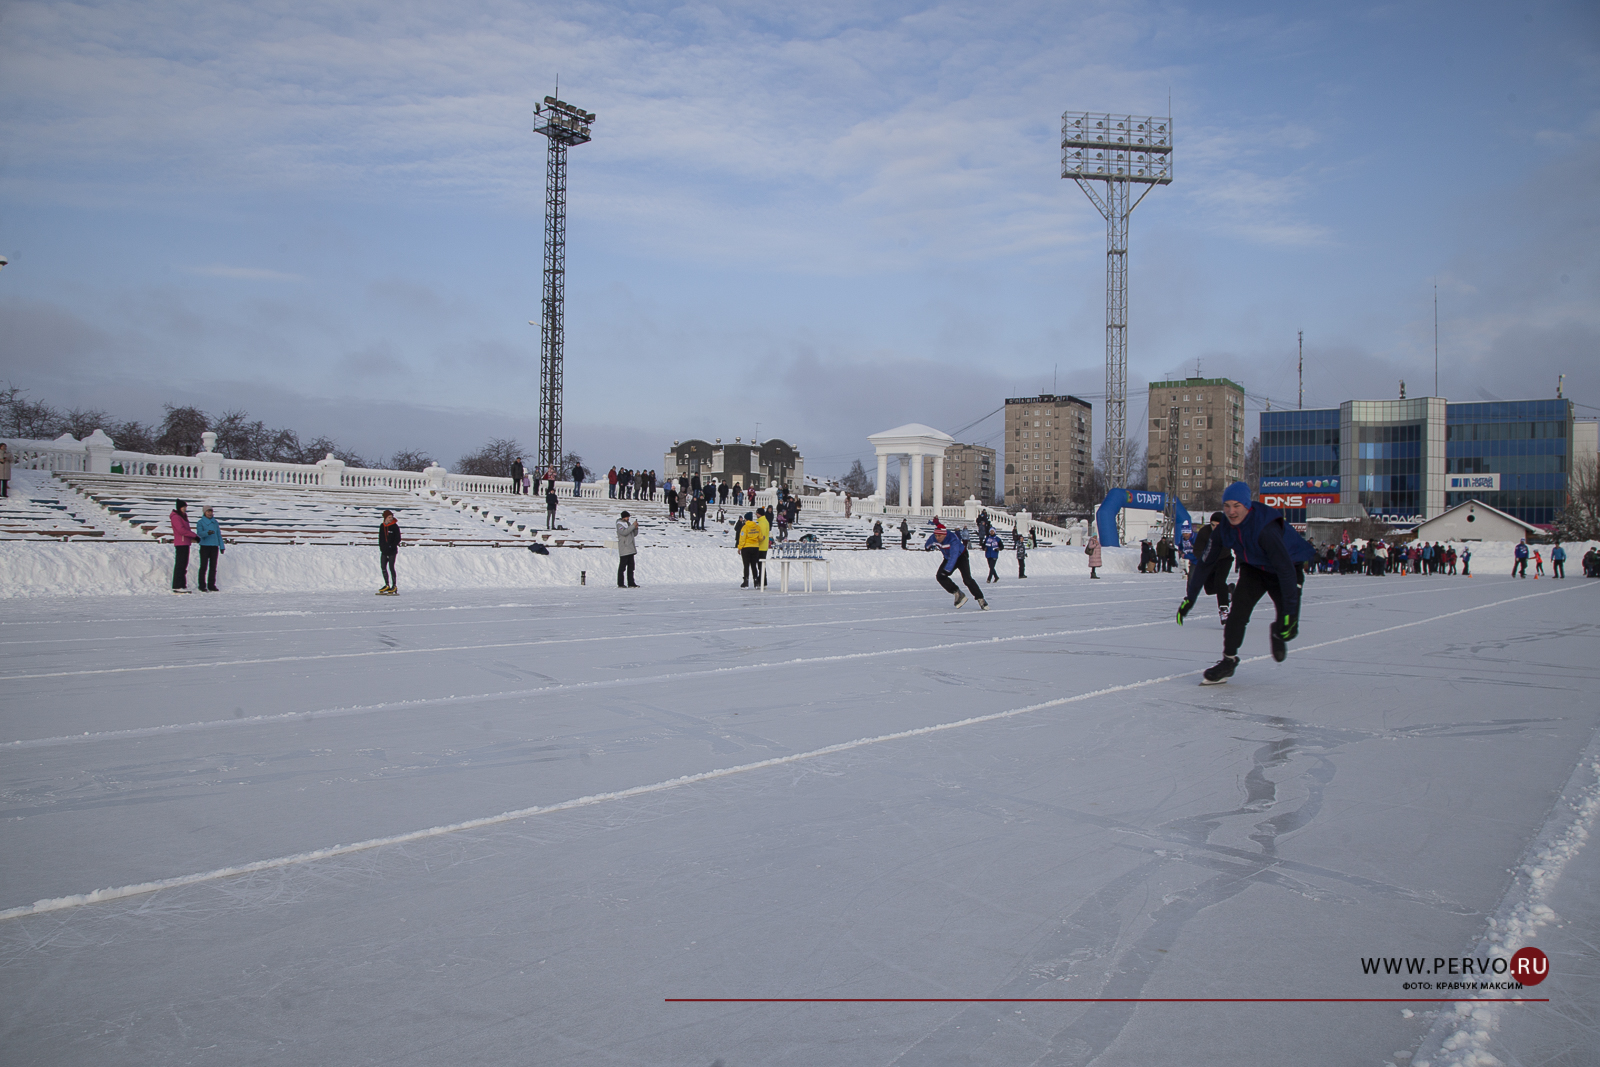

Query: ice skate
(953, 591), (968, 608)
(1200, 656), (1239, 685)
(1271, 632), (1288, 662)
(977, 598), (989, 610)
(1218, 604), (1230, 624)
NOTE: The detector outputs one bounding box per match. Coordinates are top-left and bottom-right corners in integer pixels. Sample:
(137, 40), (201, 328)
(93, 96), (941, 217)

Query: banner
(1261, 476), (1340, 493)
(1261, 493), (1341, 509)
(1448, 474), (1499, 492)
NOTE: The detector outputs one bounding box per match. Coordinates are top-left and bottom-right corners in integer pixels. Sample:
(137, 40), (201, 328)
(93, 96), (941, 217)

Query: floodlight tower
(532, 94), (596, 474)
(1061, 111), (1172, 540)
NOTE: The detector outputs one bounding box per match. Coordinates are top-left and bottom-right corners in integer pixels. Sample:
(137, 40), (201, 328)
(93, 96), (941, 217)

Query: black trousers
(381, 550), (398, 588)
(986, 556), (999, 580)
(936, 551), (984, 599)
(1223, 564), (1286, 658)
(742, 547), (762, 583)
(198, 545), (219, 590)
(1553, 560), (1564, 578)
(1017, 556), (1026, 578)
(172, 544), (190, 589)
(617, 553), (636, 587)
(1513, 559), (1527, 577)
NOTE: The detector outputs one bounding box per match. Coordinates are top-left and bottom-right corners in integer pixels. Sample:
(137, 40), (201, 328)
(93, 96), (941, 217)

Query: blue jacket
(1186, 502), (1312, 617)
(1514, 543), (1529, 560)
(195, 516), (223, 547)
(983, 532), (1003, 558)
(1552, 545), (1566, 562)
(925, 530), (968, 569)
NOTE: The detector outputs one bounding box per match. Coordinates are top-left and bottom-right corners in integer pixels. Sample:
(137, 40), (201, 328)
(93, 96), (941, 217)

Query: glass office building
(1444, 399), (1574, 527)
(1254, 396), (1574, 528)
(1259, 408), (1341, 525)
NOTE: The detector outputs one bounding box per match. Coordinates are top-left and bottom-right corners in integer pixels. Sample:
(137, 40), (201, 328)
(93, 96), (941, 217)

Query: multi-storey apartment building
(919, 443), (997, 505)
(1146, 377), (1247, 508)
(1003, 394), (1093, 507)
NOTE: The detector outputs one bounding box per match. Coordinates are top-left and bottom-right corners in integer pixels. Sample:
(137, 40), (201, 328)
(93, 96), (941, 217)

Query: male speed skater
(1177, 482), (1314, 685)
(1189, 511), (1234, 623)
(925, 520), (987, 609)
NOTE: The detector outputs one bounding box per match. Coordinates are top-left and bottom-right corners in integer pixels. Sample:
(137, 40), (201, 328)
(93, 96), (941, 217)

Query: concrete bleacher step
(55, 473), (555, 548)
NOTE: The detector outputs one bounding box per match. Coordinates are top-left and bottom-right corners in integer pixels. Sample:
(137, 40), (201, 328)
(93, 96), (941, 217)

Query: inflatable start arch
(1095, 489), (1193, 549)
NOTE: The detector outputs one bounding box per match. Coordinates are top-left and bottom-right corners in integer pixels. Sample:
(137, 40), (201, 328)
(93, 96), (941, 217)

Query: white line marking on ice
(0, 583), (1583, 920)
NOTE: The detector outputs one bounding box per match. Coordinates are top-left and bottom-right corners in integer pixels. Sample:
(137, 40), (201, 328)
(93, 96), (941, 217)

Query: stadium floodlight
(1062, 111), (1171, 541)
(531, 95), (596, 473)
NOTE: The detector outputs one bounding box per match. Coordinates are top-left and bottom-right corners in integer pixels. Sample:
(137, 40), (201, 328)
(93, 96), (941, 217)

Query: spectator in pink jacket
(170, 500), (197, 592)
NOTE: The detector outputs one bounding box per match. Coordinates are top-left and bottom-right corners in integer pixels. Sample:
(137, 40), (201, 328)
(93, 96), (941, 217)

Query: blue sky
(1, 0), (1596, 476)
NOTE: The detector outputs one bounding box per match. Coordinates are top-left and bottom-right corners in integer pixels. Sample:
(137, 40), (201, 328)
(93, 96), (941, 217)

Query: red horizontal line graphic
(667, 997), (1548, 1004)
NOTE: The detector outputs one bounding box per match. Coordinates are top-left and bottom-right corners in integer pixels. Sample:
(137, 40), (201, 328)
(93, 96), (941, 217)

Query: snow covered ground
(1, 569), (1596, 1066)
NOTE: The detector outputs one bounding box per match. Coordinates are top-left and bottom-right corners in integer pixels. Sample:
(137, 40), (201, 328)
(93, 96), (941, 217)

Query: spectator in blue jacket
(1513, 539), (1530, 578)
(982, 530), (1003, 583)
(195, 506), (225, 592)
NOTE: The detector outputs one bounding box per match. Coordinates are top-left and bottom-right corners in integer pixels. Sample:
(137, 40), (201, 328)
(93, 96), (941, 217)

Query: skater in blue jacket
(1177, 482), (1314, 684)
(925, 521), (987, 609)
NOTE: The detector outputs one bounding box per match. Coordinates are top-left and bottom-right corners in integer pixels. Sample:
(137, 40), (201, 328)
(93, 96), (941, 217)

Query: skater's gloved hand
(1176, 598), (1194, 625)
(1274, 613), (1298, 642)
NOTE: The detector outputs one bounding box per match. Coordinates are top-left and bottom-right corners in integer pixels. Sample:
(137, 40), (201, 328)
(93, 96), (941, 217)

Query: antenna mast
(1298, 331), (1303, 410)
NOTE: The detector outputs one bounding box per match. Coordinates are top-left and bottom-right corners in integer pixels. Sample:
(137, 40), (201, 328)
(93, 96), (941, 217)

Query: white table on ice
(762, 547), (831, 593)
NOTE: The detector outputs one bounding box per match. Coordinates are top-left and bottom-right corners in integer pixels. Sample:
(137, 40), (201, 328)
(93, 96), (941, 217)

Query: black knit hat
(175, 499), (187, 509)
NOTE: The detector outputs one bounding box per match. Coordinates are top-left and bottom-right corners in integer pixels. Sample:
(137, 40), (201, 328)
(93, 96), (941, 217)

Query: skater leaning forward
(1189, 511), (1234, 623)
(378, 509), (401, 594)
(925, 520), (987, 610)
(1177, 482), (1314, 684)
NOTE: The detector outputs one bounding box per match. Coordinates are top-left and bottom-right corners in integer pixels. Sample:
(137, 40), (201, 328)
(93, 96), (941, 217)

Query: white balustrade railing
(2, 436), (89, 472)
(110, 452), (204, 479)
(215, 457), (323, 486)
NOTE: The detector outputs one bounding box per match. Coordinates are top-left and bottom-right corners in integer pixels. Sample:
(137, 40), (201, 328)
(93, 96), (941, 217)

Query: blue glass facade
(1445, 400), (1572, 526)
(1260, 409), (1341, 524)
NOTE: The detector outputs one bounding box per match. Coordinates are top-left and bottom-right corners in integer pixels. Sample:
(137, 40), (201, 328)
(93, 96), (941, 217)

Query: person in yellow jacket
(736, 510), (770, 587)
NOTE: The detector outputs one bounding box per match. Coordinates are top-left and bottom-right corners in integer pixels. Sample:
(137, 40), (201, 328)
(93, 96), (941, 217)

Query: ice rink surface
(2, 570), (1597, 1066)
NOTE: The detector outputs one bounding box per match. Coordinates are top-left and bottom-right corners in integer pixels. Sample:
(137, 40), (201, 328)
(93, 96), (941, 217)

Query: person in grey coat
(616, 511), (639, 588)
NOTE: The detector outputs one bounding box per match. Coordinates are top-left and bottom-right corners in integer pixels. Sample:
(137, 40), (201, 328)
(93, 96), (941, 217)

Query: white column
(932, 455), (945, 509)
(910, 453), (924, 511)
(898, 456), (909, 508)
(877, 453), (889, 502)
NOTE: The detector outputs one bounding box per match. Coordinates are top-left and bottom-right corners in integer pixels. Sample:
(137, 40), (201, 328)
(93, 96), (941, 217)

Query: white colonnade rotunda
(867, 423), (955, 509)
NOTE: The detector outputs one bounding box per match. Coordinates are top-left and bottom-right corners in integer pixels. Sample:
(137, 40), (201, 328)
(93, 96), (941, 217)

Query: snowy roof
(1413, 497), (1540, 537)
(868, 423), (953, 443)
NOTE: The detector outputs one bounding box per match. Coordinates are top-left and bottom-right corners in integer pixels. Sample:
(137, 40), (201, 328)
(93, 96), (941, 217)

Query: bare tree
(1243, 435), (1261, 493)
(109, 419), (157, 454)
(0, 383), (64, 439)
(839, 459), (873, 495)
(459, 438), (526, 477)
(155, 405), (210, 456)
(61, 408), (112, 440)
(302, 435), (367, 468)
(1555, 454), (1600, 541)
(385, 449), (434, 472)
(560, 450), (584, 477)
(1096, 436), (1145, 493)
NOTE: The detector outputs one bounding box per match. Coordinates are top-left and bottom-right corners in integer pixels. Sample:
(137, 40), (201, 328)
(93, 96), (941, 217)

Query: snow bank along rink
(1, 571), (1596, 1067)
(0, 537), (1147, 597)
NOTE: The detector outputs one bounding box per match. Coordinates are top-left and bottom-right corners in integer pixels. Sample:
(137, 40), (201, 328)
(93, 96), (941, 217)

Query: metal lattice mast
(1061, 111), (1171, 542)
(532, 94), (595, 473)
(1105, 177), (1129, 517)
